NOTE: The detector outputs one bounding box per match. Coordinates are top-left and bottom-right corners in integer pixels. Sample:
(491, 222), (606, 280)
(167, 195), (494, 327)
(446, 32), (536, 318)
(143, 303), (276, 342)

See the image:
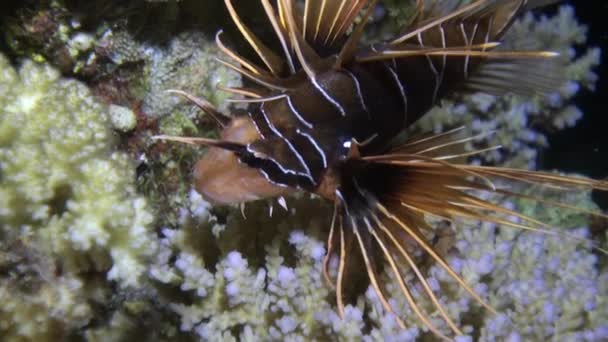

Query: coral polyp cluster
(0, 54), (157, 340)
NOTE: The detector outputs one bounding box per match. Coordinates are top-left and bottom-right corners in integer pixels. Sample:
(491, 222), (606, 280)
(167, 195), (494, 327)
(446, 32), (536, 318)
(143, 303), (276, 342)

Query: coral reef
(0, 2), (605, 341)
(2, 0), (242, 123)
(96, 28), (243, 120)
(137, 31), (243, 119)
(0, 54), (158, 340)
(108, 104), (137, 132)
(143, 184), (606, 341)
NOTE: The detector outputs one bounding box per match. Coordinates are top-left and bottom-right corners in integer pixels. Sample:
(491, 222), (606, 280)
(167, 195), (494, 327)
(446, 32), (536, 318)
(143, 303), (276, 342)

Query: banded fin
(461, 56), (566, 96)
(399, 0), (527, 45)
(364, 0), (556, 61)
(359, 130), (608, 252)
(301, 0), (371, 50)
(327, 176), (492, 340)
(354, 0), (563, 118)
(325, 128), (607, 339)
(224, 0), (286, 76)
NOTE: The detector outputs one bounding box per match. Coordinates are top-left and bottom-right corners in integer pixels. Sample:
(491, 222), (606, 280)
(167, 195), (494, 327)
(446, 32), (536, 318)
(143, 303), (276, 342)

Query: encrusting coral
(0, 1), (606, 341)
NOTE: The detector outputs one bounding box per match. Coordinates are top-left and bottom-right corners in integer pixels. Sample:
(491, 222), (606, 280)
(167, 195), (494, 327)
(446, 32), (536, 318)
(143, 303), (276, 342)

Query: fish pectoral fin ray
(165, 89), (231, 127)
(224, 0), (286, 76)
(458, 54), (566, 96)
(300, 0), (372, 52)
(332, 186), (485, 339)
(152, 135), (246, 154)
(394, 0), (527, 45)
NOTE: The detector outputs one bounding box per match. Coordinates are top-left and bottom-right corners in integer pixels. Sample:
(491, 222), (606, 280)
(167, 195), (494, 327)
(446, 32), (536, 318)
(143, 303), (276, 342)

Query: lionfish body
(157, 0), (607, 339)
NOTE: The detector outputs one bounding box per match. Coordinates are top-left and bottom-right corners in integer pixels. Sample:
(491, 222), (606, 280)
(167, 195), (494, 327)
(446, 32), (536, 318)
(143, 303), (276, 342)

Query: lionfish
(155, 0), (607, 339)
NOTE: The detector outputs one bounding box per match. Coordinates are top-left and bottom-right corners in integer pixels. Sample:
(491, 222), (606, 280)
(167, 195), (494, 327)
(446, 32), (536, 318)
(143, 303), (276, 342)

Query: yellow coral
(0, 55), (155, 340)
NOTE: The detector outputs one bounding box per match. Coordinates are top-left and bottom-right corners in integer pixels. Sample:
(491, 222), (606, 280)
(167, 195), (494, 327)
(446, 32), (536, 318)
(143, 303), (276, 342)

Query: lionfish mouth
(153, 0), (607, 340)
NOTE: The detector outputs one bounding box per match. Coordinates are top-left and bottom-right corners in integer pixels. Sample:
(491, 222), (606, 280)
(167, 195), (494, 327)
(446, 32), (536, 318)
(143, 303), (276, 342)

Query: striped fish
(155, 1), (607, 339)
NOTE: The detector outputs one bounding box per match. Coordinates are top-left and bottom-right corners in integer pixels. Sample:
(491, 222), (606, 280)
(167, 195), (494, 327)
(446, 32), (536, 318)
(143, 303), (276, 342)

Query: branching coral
(384, 187), (608, 341)
(0, 54), (157, 340)
(149, 192), (336, 341)
(139, 31), (242, 120)
(145, 183), (606, 341)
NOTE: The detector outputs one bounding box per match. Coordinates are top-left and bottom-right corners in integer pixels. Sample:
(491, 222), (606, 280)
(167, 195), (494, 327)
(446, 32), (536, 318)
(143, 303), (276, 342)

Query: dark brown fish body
(157, 1), (608, 340)
(210, 0), (536, 202)
(222, 43), (492, 197)
(241, 62), (409, 193)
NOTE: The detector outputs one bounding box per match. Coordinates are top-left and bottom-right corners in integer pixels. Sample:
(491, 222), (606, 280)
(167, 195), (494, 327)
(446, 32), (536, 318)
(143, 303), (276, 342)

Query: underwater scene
(0, 1), (606, 341)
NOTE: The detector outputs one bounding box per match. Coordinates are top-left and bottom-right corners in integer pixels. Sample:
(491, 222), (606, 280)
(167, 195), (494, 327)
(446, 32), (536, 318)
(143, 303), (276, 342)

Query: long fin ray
(261, 0), (297, 74)
(369, 211), (462, 337)
(365, 218), (452, 341)
(151, 135), (246, 153)
(215, 30), (269, 77)
(216, 58), (293, 91)
(336, 212), (347, 318)
(352, 217), (407, 329)
(323, 200), (339, 289)
(336, 0), (380, 67)
(165, 89), (231, 127)
(279, 0), (322, 79)
(224, 0), (285, 76)
(300, 0), (371, 52)
(390, 0), (490, 45)
(376, 202), (498, 314)
(358, 0), (563, 103)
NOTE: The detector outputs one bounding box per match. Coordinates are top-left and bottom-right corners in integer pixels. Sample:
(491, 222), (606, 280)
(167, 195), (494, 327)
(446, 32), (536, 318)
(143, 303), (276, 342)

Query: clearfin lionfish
(155, 0), (608, 339)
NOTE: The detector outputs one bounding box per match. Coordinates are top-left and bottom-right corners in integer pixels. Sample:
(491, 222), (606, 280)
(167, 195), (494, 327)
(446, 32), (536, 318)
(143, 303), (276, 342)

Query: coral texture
(146, 187), (606, 341)
(0, 54), (157, 340)
(97, 29), (243, 120)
